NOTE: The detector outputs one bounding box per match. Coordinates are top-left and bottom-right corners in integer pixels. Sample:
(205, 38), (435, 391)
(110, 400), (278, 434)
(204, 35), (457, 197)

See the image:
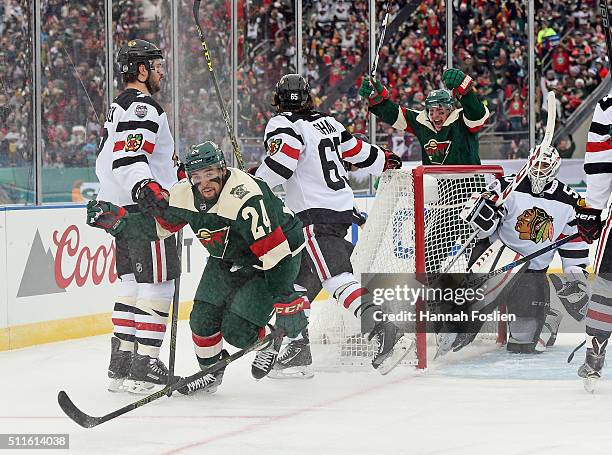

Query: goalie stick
(57, 328), (282, 428)
(465, 232), (581, 289)
(441, 91), (557, 274)
(192, 0), (245, 170)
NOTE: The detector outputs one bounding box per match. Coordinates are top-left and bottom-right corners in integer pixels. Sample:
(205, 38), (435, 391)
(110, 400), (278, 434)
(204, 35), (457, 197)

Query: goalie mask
(527, 146), (561, 194)
(272, 74), (312, 111)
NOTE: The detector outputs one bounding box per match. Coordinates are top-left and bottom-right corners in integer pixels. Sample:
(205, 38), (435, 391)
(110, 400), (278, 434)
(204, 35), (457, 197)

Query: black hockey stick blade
(58, 328), (282, 428)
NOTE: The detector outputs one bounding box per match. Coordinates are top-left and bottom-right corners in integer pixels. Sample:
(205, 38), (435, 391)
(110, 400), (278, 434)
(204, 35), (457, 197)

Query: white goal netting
(308, 166), (506, 370)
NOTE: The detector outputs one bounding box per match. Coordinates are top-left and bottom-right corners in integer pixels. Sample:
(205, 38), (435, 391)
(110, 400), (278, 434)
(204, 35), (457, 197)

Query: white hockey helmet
(527, 145), (561, 194)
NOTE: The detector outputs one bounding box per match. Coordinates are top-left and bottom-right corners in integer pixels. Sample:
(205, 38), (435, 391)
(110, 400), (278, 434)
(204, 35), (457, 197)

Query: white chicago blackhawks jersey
(96, 88), (177, 206)
(585, 95), (612, 210)
(256, 111), (385, 225)
(483, 176), (589, 271)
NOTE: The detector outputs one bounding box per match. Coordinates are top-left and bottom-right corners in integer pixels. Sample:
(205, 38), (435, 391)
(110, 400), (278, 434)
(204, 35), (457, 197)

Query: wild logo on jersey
(125, 134), (143, 152)
(196, 227), (229, 257)
(230, 184), (249, 199)
(515, 207), (554, 243)
(267, 138), (282, 156)
(424, 139), (452, 162)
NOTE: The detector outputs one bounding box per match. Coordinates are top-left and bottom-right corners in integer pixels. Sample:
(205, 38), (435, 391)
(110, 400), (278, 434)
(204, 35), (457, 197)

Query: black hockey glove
(132, 179), (169, 217)
(575, 205), (603, 244)
(383, 150), (402, 171)
(176, 161), (187, 181)
(86, 200), (128, 236)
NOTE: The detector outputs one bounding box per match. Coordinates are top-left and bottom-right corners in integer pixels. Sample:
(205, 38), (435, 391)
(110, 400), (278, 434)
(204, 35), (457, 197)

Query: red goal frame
(412, 165), (507, 369)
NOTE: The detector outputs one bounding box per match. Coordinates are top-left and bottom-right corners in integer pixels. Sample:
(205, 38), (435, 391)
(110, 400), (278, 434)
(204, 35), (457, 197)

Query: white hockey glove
(460, 192), (501, 237)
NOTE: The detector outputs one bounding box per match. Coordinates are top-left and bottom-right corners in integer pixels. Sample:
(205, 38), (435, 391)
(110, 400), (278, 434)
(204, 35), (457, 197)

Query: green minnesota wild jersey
(124, 168), (304, 271)
(370, 91), (489, 165)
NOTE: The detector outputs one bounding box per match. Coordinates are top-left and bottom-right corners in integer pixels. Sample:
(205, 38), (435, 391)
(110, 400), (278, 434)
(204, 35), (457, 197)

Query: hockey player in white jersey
(94, 39), (183, 393)
(574, 95), (612, 391)
(438, 146), (590, 355)
(255, 74), (410, 377)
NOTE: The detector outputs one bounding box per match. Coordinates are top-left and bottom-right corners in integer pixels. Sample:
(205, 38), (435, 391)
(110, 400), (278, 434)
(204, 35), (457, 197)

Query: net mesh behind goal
(308, 165), (506, 370)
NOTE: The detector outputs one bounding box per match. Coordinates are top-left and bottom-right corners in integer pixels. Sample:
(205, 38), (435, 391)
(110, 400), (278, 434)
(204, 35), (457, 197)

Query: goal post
(308, 164), (507, 371)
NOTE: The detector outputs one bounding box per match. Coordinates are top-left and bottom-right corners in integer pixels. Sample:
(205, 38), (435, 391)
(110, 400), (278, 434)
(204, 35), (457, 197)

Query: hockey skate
(177, 350), (229, 395)
(251, 334), (283, 380)
(268, 337), (314, 379)
(578, 342), (606, 393)
(368, 321), (414, 375)
(107, 337), (133, 392)
(124, 353), (178, 394)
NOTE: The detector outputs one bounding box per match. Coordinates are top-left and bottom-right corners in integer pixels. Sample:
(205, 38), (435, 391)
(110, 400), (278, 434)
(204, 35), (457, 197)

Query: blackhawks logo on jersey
(196, 227), (229, 257)
(267, 138), (282, 156)
(515, 207), (554, 243)
(423, 139), (452, 163)
(125, 134), (143, 152)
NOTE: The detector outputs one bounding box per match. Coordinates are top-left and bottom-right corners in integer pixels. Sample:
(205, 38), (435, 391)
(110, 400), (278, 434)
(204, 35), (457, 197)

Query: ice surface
(0, 324), (609, 455)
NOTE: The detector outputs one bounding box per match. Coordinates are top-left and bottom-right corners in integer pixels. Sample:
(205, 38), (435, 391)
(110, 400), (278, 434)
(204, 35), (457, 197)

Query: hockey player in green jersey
(358, 68), (489, 165)
(87, 141), (309, 394)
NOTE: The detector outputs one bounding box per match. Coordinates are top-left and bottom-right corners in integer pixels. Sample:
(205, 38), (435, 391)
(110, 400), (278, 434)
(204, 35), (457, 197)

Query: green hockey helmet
(185, 141), (226, 176)
(425, 89), (454, 109)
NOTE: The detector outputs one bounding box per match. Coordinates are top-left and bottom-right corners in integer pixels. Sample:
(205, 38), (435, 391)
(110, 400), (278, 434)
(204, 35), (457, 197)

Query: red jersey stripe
(586, 141), (612, 153)
(113, 141), (125, 152)
(142, 140), (155, 154)
(250, 226), (287, 258)
(342, 139), (363, 159)
(281, 143), (300, 160)
(343, 288), (368, 309)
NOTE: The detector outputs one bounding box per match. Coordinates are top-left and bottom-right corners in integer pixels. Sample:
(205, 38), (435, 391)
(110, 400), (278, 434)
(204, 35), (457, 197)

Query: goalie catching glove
(460, 192), (502, 236)
(132, 178), (169, 217)
(358, 75), (389, 106)
(86, 200), (128, 236)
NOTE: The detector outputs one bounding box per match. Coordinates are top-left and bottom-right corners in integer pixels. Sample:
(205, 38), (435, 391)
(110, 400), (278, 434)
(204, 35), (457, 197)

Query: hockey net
(308, 165), (507, 370)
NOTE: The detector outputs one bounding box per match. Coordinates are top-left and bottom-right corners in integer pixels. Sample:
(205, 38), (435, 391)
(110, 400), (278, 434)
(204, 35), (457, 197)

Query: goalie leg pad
(506, 271), (550, 353)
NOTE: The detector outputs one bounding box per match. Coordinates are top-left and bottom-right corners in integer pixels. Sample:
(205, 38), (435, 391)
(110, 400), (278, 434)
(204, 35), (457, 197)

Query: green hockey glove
(358, 75), (389, 106)
(86, 200), (128, 236)
(443, 68), (474, 98)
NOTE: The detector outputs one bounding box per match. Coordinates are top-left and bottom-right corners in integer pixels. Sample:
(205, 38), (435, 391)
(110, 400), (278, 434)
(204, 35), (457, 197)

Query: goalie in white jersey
(255, 74), (411, 377)
(574, 95), (612, 391)
(438, 146), (590, 356)
(94, 39), (183, 393)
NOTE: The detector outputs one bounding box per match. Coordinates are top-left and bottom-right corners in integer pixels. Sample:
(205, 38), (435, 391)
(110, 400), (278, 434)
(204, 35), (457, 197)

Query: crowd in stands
(0, 0), (607, 178)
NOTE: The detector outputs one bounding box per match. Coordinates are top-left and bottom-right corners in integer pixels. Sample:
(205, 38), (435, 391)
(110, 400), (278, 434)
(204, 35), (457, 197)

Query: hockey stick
(441, 91), (557, 274)
(58, 328), (282, 428)
(192, 0), (245, 170)
(465, 232), (581, 289)
(599, 0), (612, 66)
(371, 1), (391, 77)
(166, 229), (183, 397)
